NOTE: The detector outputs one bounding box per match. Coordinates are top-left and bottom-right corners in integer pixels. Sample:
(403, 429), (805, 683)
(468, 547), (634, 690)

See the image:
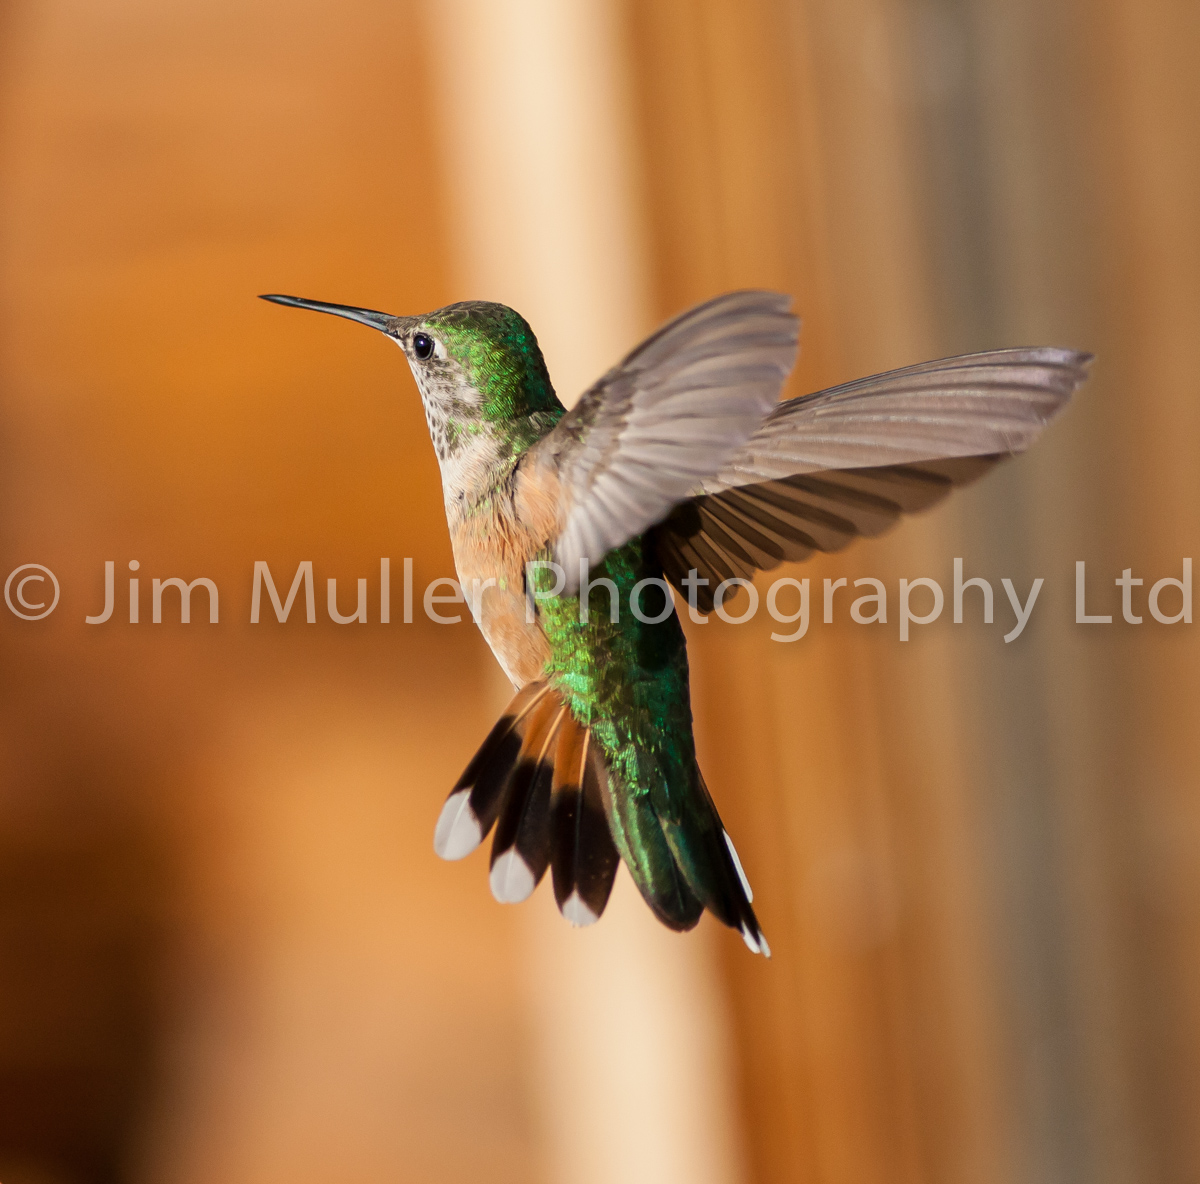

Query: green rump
(533, 540), (696, 803)
(531, 539), (709, 926)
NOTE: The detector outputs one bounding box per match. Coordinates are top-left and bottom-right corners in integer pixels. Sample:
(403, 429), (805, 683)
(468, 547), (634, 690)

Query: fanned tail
(434, 681), (620, 925)
(434, 681), (767, 953)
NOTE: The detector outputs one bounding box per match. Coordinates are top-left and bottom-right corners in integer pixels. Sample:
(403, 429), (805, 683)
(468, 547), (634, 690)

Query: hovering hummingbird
(261, 290), (1089, 955)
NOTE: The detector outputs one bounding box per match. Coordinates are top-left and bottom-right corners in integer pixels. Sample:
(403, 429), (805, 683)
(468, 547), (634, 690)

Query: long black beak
(259, 293), (396, 332)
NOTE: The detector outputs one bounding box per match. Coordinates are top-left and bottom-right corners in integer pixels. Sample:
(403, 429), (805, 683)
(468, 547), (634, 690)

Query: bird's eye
(412, 332), (435, 361)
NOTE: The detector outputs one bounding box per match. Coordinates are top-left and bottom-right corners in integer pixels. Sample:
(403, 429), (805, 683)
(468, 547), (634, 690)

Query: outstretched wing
(528, 290), (799, 593)
(654, 347), (1092, 609)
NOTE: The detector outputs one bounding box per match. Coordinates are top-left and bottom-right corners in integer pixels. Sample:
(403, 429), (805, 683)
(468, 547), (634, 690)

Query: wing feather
(529, 290), (799, 591)
(655, 348), (1092, 610)
(707, 347), (1090, 489)
(528, 294), (1089, 603)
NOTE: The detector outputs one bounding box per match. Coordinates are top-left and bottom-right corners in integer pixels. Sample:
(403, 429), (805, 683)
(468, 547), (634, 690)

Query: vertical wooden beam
(423, 4), (747, 1182)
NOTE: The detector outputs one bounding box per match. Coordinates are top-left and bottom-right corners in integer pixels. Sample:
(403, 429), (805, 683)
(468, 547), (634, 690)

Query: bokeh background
(0, 1), (1197, 1182)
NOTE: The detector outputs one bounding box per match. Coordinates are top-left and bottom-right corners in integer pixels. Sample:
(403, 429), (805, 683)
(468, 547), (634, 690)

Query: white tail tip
(741, 923), (770, 957)
(560, 890), (600, 927)
(490, 849), (537, 903)
(434, 789), (483, 860)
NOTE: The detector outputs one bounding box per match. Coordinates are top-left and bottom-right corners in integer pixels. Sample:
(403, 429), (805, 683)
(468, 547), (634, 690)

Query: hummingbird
(261, 290), (1090, 955)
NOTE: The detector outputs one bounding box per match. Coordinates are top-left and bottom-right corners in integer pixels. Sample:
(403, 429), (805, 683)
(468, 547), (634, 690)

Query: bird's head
(260, 294), (563, 460)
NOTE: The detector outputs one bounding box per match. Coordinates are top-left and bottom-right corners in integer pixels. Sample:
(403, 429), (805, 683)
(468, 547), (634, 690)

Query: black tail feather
(550, 727), (620, 926)
(433, 683), (551, 861)
(489, 703), (565, 903)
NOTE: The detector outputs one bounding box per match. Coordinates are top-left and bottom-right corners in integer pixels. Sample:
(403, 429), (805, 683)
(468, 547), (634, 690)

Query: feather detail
(488, 696), (565, 903)
(657, 456), (1006, 611)
(660, 769), (769, 956)
(435, 682), (619, 924)
(648, 346), (1089, 610)
(433, 682), (552, 860)
(706, 346), (1091, 488)
(603, 778), (704, 933)
(550, 724), (620, 926)
(528, 290), (799, 591)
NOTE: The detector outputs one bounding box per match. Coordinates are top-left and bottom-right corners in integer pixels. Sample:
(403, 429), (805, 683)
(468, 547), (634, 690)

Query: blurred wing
(531, 290), (798, 592)
(706, 347), (1090, 486)
(655, 347), (1092, 609)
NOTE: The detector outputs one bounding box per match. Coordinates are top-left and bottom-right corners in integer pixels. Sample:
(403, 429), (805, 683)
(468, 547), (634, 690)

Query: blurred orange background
(0, 1), (1197, 1182)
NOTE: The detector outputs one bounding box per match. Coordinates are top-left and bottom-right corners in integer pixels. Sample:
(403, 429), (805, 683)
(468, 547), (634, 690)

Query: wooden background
(0, 1), (1196, 1182)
